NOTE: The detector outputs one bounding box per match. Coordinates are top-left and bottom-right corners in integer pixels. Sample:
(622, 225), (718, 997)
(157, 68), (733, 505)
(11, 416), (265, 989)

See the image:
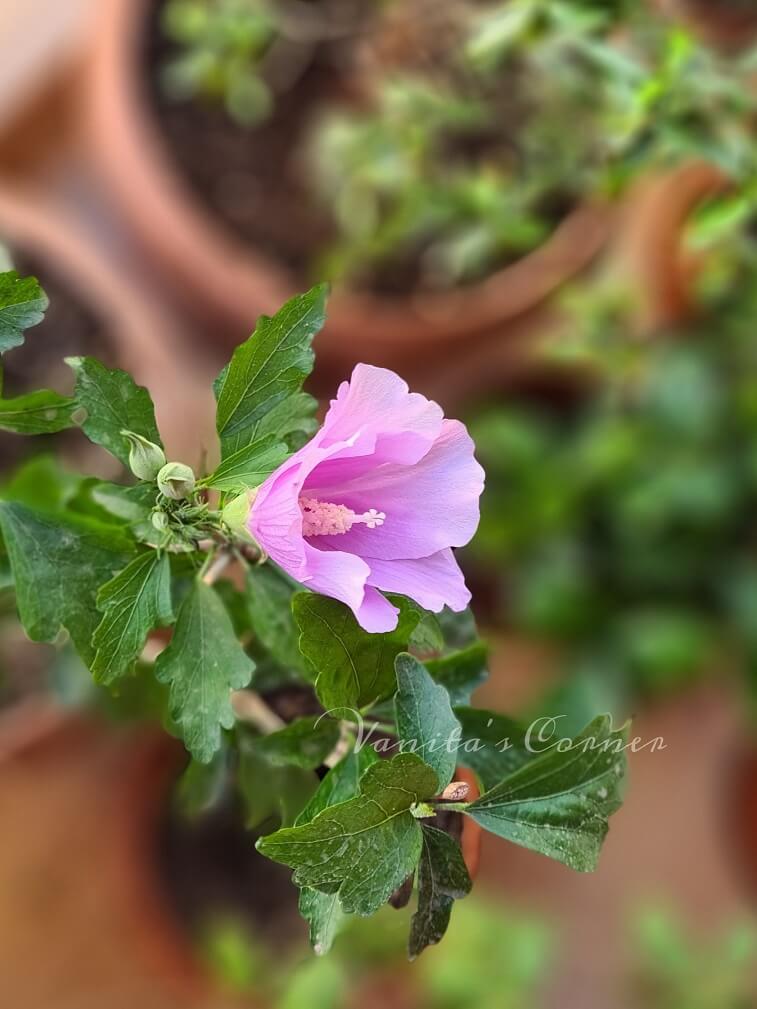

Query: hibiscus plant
(0, 270), (627, 958)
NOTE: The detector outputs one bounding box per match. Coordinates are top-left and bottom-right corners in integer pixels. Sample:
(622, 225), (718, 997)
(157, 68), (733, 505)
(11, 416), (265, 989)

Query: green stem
(433, 801), (470, 814)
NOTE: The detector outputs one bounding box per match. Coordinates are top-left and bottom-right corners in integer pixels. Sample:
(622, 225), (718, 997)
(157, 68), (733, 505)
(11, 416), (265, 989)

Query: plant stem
(232, 690), (286, 734)
(433, 801), (470, 813)
(201, 549), (233, 586)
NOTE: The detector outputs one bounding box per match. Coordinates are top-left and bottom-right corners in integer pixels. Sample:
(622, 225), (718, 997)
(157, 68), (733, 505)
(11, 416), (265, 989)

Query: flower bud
(121, 430), (166, 481)
(157, 462), (196, 500)
(221, 489), (258, 539)
(151, 510), (170, 532)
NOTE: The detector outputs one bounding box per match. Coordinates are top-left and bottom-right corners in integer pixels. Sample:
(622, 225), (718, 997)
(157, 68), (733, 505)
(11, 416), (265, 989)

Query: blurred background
(1, 1), (757, 1007)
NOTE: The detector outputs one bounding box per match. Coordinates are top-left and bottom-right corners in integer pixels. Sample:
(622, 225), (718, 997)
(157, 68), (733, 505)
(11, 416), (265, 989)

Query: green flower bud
(157, 462), (196, 500)
(220, 489), (258, 540)
(121, 430), (166, 481)
(151, 510), (170, 532)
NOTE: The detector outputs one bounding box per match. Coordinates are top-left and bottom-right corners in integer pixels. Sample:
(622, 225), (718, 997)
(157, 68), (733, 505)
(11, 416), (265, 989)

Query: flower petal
(249, 426), (378, 578)
(355, 586), (401, 633)
(312, 365), (444, 492)
(306, 420), (485, 560)
(366, 549), (471, 613)
(302, 542), (371, 616)
(302, 546), (400, 632)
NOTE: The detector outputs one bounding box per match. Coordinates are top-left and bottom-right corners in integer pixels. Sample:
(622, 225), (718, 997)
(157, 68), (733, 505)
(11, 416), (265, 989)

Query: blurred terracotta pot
(659, 0), (757, 48)
(0, 185), (214, 462)
(0, 699), (231, 1009)
(728, 741), (757, 901)
(82, 0), (610, 396)
(612, 160), (731, 332)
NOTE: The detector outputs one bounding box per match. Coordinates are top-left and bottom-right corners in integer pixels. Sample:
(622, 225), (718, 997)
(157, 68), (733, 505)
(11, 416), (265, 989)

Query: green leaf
(408, 825), (471, 959)
(453, 707), (533, 791)
(91, 481), (158, 522)
(245, 564), (303, 671)
(155, 580), (255, 762)
(408, 611), (445, 654)
(67, 356), (162, 467)
(395, 652), (460, 790)
(292, 593), (422, 711)
(425, 642), (489, 705)
(214, 285), (326, 456)
(1, 455), (82, 512)
(0, 502), (133, 664)
(257, 753), (438, 916)
(247, 715), (340, 770)
(296, 748), (379, 955)
(201, 436), (289, 493)
(0, 390), (75, 434)
(177, 745), (231, 818)
(465, 716), (628, 872)
(91, 551), (174, 685)
(238, 744), (318, 830)
(0, 271), (47, 354)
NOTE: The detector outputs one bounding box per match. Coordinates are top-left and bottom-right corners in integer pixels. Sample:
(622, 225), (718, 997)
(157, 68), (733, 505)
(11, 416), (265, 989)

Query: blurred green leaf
(155, 579), (255, 762)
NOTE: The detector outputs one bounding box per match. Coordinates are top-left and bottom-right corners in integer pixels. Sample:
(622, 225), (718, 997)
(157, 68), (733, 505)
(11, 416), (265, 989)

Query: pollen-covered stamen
(300, 497), (386, 537)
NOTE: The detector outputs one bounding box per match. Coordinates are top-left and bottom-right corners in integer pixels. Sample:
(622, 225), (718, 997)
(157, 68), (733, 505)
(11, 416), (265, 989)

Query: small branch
(232, 690), (285, 734)
(324, 722), (354, 769)
(202, 550), (233, 586)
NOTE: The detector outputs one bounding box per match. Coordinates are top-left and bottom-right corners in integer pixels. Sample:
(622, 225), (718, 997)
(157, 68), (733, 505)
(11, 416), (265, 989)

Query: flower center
(299, 497), (386, 537)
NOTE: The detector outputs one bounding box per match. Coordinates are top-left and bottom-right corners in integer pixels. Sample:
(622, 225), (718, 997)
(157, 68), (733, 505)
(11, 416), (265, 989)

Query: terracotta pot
(658, 0), (757, 48)
(0, 699), (241, 1009)
(611, 160), (731, 332)
(727, 741), (757, 900)
(82, 0), (610, 397)
(0, 184), (215, 462)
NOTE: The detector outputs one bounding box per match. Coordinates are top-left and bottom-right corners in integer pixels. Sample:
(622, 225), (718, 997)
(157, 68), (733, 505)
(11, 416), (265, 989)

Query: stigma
(300, 497), (386, 537)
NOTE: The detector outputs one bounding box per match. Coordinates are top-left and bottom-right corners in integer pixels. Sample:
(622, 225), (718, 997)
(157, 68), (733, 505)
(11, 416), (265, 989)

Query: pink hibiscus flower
(247, 365), (485, 633)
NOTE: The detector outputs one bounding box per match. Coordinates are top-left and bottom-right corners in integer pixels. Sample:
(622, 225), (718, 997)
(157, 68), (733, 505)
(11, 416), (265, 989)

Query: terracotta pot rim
(83, 0), (611, 352)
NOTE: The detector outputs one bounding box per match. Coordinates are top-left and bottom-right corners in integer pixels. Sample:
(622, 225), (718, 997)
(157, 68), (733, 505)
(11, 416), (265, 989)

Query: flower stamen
(300, 497), (386, 537)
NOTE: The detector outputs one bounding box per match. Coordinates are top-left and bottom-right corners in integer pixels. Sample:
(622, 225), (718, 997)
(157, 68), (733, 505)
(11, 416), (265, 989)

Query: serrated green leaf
(465, 715), (628, 871)
(408, 825), (471, 959)
(425, 642), (489, 705)
(0, 271), (48, 354)
(201, 436), (289, 493)
(214, 285), (326, 457)
(245, 564), (304, 671)
(0, 501), (133, 663)
(453, 707), (532, 791)
(247, 715), (340, 770)
(67, 356), (162, 466)
(296, 748), (379, 955)
(292, 593), (422, 711)
(155, 580), (255, 762)
(257, 753), (438, 916)
(91, 551), (174, 685)
(0, 389), (75, 434)
(395, 652), (460, 790)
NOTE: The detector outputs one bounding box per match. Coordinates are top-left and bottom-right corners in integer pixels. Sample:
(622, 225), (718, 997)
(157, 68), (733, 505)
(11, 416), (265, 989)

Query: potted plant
(0, 264), (628, 999)
(82, 0), (757, 394)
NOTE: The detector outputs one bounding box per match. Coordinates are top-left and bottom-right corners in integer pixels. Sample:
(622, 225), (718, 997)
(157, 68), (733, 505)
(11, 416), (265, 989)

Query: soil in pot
(142, 0), (575, 298)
